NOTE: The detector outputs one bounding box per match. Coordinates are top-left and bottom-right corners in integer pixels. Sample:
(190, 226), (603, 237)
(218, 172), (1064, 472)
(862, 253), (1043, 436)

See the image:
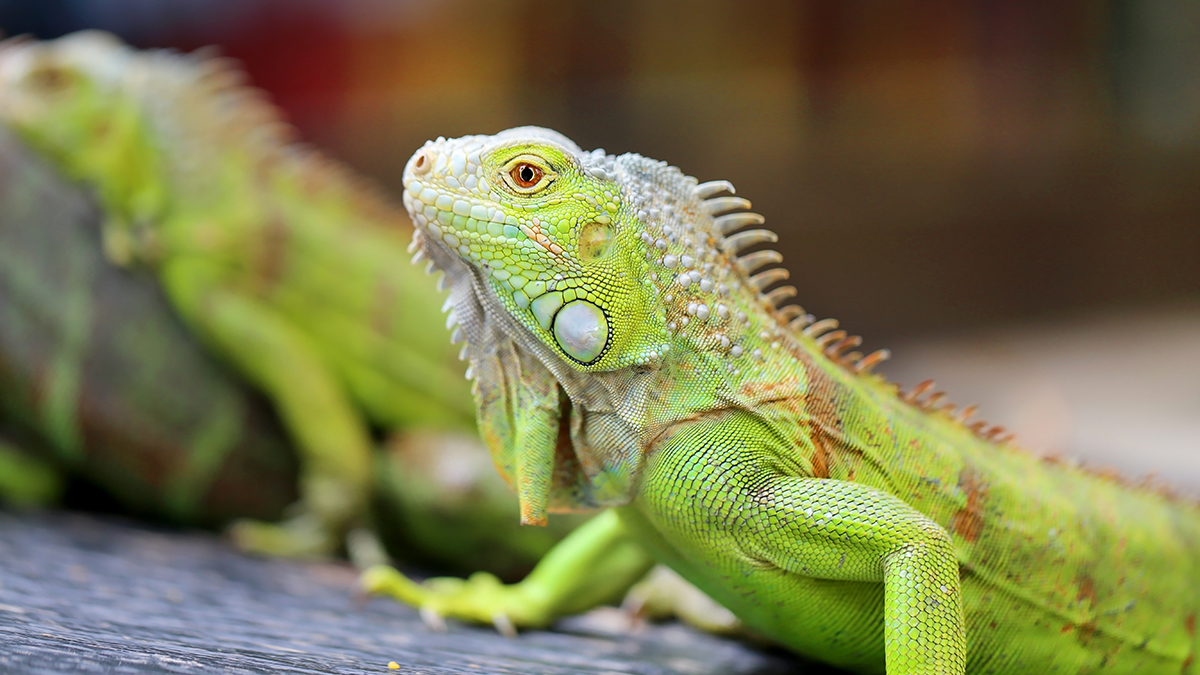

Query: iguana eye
(499, 154), (555, 195)
(511, 163), (543, 188)
(26, 65), (75, 93)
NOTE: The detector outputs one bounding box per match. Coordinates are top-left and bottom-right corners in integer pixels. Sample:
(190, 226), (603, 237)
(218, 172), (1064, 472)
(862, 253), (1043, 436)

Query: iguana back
(709, 320), (1200, 672)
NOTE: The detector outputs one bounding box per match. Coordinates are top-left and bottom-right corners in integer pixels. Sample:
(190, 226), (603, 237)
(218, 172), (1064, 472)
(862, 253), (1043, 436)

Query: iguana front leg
(639, 417), (967, 675)
(747, 476), (966, 675)
(161, 257), (372, 557)
(362, 509), (655, 631)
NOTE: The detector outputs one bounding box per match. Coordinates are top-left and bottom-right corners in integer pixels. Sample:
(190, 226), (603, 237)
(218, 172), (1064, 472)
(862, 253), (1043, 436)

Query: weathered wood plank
(0, 512), (814, 674)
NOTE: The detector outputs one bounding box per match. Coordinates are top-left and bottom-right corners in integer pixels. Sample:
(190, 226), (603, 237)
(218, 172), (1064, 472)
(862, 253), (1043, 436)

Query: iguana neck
(642, 268), (854, 431)
(606, 151), (950, 462)
(606, 152), (829, 429)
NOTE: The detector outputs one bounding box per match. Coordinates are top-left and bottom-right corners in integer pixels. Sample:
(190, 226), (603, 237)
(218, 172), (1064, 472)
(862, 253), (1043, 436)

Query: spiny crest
(0, 31), (405, 228)
(1039, 452), (1196, 505)
(149, 45), (405, 226)
(700, 182), (1193, 500)
(897, 378), (1012, 444)
(686, 179), (1016, 446)
(627, 172), (890, 375)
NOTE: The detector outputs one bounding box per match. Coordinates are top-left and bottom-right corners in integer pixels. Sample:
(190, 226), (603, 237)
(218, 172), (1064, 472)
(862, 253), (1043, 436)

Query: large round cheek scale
(553, 300), (609, 364)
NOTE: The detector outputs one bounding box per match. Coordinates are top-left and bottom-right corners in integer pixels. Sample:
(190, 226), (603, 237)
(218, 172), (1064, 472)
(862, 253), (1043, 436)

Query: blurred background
(2, 0), (1198, 481)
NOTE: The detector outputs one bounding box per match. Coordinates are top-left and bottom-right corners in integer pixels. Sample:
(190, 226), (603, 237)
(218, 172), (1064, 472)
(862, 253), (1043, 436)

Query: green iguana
(0, 31), (479, 557)
(362, 127), (1200, 674)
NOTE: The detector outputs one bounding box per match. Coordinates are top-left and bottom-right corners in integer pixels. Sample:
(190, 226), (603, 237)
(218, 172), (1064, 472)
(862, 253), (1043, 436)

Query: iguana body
(364, 127), (1200, 674)
(0, 122), (300, 523)
(0, 31), (477, 555)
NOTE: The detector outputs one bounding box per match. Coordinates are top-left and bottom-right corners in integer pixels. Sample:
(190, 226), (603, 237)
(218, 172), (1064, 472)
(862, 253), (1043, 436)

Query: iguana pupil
(513, 163), (541, 187)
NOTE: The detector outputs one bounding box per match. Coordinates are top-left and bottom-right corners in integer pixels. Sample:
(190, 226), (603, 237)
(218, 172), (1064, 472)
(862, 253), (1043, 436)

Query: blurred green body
(0, 31), (482, 555)
(362, 128), (1200, 674)
(0, 123), (299, 523)
(0, 76), (580, 578)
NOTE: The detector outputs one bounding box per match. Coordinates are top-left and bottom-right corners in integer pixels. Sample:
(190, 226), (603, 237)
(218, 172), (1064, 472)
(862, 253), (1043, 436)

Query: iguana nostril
(413, 150), (432, 174)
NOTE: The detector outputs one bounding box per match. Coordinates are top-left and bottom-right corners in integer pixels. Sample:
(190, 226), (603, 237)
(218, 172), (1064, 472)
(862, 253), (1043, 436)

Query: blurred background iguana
(0, 31), (587, 570)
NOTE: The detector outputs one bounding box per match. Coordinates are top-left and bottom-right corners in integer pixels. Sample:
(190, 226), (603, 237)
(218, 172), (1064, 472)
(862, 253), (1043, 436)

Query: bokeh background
(2, 0), (1198, 479)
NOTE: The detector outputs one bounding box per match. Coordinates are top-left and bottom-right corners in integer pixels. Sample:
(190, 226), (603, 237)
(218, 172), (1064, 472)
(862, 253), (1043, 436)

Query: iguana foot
(362, 512), (654, 636)
(228, 513), (339, 558)
(622, 565), (743, 635)
(229, 476), (374, 559)
(360, 565), (549, 633)
(0, 438), (63, 507)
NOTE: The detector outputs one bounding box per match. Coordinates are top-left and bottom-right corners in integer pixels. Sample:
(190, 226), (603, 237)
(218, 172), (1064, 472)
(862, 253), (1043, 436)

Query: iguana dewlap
(363, 127), (1200, 675)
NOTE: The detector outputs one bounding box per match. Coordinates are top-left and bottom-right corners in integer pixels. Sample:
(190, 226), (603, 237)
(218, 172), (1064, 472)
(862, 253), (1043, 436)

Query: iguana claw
(491, 612), (517, 638)
(420, 606), (448, 632)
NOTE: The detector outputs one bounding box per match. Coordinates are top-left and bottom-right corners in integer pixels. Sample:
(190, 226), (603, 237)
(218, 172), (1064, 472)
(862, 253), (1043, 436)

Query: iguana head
(403, 128), (671, 371)
(0, 31), (139, 178)
(0, 31), (166, 263)
(403, 128), (793, 519)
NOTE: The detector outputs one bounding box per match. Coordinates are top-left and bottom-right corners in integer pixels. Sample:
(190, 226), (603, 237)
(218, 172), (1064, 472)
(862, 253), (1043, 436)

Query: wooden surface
(0, 511), (811, 675)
